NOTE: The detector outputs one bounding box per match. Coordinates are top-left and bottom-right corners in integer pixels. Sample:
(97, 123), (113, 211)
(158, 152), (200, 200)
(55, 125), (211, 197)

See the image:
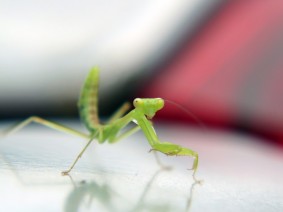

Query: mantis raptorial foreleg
(150, 142), (199, 182)
(1, 116), (89, 139)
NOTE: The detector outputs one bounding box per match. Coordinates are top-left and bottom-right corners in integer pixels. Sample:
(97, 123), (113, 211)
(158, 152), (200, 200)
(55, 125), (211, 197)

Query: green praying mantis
(1, 67), (200, 182)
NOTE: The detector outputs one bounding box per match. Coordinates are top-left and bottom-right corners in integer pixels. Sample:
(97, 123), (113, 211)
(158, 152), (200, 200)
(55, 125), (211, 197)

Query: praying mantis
(1, 67), (200, 182)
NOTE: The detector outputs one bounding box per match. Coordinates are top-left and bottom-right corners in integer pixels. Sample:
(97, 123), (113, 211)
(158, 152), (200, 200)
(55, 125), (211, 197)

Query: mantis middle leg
(62, 125), (140, 175)
(107, 102), (131, 124)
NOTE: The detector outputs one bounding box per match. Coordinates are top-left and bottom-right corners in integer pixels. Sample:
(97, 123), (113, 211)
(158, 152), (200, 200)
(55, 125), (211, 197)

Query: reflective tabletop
(0, 121), (282, 212)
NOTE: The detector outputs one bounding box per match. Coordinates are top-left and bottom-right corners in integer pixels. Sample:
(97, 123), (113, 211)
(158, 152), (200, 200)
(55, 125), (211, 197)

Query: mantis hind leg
(1, 116), (89, 139)
(1, 116), (95, 175)
(150, 142), (200, 182)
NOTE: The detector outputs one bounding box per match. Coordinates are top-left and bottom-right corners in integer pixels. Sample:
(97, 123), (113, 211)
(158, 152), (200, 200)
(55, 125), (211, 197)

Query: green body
(3, 67), (200, 182)
(78, 68), (199, 181)
(78, 68), (164, 145)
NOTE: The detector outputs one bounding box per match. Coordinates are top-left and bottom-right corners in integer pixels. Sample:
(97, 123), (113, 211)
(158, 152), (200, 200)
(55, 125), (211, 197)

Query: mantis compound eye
(133, 98), (143, 108)
(156, 98), (164, 110)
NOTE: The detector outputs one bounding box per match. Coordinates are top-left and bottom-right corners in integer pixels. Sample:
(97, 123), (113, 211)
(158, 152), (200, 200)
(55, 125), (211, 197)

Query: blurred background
(1, 0), (283, 144)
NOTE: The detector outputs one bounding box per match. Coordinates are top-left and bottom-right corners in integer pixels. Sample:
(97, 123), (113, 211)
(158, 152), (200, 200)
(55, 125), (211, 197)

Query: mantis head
(133, 98), (164, 119)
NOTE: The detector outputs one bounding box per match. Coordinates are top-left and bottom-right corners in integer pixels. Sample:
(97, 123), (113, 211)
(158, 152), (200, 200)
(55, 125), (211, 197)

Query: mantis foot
(61, 170), (71, 176)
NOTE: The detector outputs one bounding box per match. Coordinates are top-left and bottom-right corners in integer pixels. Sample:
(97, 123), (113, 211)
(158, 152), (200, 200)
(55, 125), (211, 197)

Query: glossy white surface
(0, 121), (282, 212)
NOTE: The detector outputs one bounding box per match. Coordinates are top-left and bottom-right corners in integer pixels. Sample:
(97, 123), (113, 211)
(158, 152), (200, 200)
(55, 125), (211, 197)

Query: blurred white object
(0, 0), (222, 114)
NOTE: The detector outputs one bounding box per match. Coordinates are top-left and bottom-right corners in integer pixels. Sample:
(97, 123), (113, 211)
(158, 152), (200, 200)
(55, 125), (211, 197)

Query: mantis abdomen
(78, 67), (100, 133)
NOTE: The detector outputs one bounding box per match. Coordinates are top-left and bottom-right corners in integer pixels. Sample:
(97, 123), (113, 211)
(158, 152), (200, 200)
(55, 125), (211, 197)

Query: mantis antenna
(164, 99), (207, 131)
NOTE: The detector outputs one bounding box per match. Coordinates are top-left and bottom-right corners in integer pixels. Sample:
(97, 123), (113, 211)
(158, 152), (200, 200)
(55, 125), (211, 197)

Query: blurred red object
(142, 0), (283, 143)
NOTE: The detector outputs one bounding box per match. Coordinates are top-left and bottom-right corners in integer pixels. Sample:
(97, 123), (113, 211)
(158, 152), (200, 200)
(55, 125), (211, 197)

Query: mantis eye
(156, 98), (164, 110)
(133, 98), (142, 108)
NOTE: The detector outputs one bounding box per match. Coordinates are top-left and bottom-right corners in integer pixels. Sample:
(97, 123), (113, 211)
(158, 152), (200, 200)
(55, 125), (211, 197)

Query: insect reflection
(64, 167), (201, 212)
